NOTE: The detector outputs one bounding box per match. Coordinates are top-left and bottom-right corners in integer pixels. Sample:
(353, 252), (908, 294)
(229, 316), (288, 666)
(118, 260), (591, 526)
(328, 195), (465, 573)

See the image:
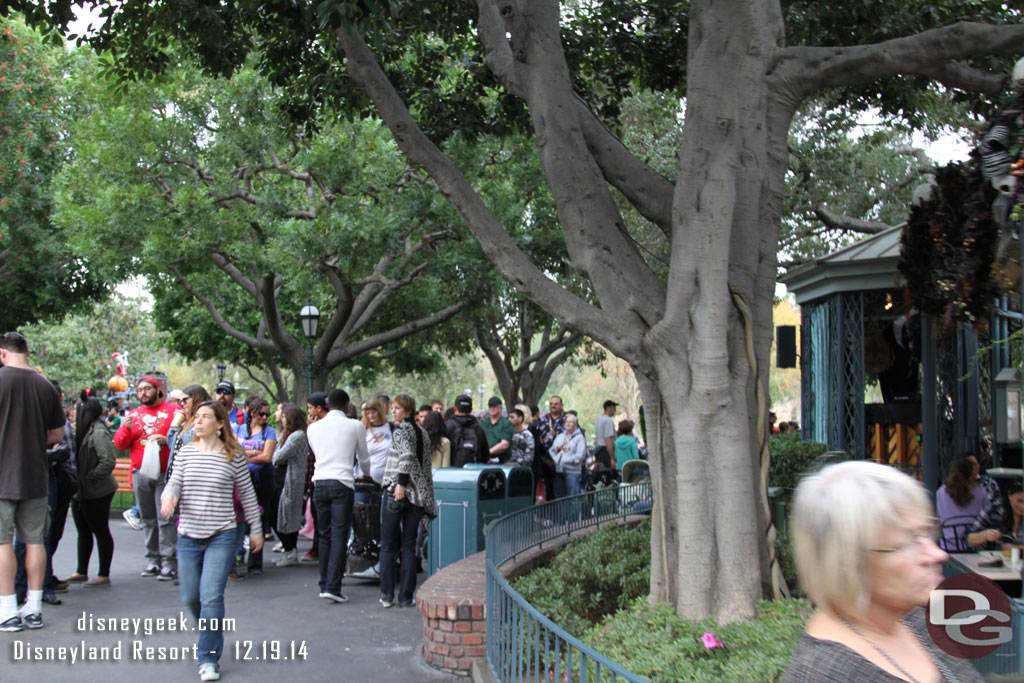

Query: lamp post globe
(299, 304), (321, 397)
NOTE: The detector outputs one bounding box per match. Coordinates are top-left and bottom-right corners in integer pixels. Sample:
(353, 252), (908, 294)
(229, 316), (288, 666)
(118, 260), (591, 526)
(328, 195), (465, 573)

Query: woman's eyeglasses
(871, 520), (942, 555)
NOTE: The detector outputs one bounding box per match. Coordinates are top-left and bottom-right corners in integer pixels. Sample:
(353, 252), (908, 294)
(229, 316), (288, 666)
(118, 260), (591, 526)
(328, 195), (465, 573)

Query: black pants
(72, 492), (115, 577)
(277, 531), (299, 552)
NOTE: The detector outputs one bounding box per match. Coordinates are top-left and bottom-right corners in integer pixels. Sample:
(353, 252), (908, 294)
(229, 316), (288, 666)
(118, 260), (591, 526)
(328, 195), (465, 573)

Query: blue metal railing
(485, 482), (653, 682)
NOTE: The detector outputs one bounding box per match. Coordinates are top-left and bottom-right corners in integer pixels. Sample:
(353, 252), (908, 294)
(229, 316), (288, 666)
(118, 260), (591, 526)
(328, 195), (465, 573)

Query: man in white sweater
(306, 389), (370, 603)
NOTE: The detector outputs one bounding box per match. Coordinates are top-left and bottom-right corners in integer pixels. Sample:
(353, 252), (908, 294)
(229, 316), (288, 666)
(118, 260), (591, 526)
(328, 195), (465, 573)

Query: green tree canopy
(14, 0), (1024, 625)
(0, 16), (106, 330)
(53, 57), (477, 403)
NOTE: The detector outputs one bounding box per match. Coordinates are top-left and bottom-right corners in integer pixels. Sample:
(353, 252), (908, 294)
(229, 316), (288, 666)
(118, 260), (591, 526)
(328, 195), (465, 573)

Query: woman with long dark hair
(379, 394), (435, 608)
(422, 411), (450, 470)
(67, 397), (118, 586)
(272, 405), (309, 567)
(161, 401), (261, 682)
(233, 397), (277, 575)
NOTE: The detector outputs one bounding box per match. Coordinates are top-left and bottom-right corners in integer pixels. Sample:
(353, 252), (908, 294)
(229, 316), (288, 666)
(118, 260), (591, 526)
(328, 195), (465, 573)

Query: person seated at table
(782, 460), (982, 682)
(967, 479), (1024, 550)
(936, 454), (991, 548)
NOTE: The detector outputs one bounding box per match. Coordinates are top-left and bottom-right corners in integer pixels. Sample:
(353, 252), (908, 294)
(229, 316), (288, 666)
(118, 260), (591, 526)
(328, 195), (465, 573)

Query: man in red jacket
(113, 376), (183, 581)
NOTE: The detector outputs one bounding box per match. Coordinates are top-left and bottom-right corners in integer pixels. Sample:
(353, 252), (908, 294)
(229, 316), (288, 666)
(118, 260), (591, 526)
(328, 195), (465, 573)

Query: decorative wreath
(898, 90), (1024, 331)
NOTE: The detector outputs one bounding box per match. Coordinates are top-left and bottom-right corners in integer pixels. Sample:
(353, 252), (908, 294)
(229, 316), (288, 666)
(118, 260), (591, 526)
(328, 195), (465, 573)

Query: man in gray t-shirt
(593, 400), (618, 469)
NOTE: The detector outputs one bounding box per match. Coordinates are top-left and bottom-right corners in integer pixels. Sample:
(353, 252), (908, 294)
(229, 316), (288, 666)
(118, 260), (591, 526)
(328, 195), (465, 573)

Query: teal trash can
(464, 463), (535, 516)
(428, 467), (506, 575)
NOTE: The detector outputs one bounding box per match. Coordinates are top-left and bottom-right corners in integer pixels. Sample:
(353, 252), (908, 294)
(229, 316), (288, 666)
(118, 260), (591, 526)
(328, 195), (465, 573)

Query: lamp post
(215, 361), (226, 384)
(299, 303), (321, 397)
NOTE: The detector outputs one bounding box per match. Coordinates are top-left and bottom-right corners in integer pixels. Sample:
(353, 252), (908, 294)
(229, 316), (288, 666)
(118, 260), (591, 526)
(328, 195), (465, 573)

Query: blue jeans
(553, 472), (581, 498)
(177, 530), (235, 666)
(379, 494), (423, 605)
(312, 480), (354, 595)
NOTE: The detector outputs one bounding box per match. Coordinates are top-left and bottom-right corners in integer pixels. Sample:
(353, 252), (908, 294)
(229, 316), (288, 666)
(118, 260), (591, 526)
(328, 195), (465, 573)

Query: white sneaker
(198, 662), (220, 681)
(272, 542), (284, 553)
(274, 549), (298, 567)
(122, 509), (144, 530)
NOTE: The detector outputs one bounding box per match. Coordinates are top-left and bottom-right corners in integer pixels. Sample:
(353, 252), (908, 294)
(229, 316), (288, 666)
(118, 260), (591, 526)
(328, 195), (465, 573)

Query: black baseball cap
(487, 396), (502, 407)
(454, 394), (473, 412)
(215, 381), (235, 395)
(603, 400), (619, 409)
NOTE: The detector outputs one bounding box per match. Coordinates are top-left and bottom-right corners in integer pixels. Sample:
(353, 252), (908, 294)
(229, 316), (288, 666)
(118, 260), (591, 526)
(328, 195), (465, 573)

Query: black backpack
(451, 420), (481, 467)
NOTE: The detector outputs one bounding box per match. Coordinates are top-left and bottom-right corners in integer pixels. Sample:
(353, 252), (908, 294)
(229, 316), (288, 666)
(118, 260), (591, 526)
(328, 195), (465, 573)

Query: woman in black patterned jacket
(378, 393), (434, 608)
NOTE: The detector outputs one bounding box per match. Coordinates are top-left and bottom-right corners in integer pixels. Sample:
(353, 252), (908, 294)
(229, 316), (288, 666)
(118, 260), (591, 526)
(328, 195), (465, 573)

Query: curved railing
(485, 482), (654, 682)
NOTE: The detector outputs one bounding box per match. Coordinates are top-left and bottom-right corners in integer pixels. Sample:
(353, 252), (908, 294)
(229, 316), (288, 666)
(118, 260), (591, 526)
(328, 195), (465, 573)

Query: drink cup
(1013, 547), (1021, 564)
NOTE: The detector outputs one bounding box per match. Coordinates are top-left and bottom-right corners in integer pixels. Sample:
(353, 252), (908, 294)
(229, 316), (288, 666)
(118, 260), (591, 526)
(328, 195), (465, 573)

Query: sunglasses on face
(257, 411), (271, 418)
(215, 389), (233, 395)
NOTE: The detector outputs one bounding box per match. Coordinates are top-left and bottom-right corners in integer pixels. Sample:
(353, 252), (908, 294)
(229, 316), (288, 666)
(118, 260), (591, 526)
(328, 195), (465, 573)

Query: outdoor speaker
(776, 326), (796, 368)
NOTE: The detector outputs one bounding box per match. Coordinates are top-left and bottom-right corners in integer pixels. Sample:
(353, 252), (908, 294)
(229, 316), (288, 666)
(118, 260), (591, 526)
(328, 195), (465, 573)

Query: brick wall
(417, 551), (487, 676)
(416, 516), (647, 679)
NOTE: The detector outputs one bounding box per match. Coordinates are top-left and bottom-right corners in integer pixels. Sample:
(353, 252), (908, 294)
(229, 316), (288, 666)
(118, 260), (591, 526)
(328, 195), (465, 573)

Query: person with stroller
(379, 394), (435, 608)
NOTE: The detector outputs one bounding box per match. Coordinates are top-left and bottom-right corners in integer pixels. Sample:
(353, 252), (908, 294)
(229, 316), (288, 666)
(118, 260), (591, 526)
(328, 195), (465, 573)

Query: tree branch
(473, 324), (516, 403)
(327, 301), (468, 365)
(575, 95), (674, 236)
(336, 25), (630, 356)
(209, 252), (260, 299)
(257, 274), (300, 360)
(784, 22), (1024, 95)
(237, 357), (282, 401)
(813, 207), (893, 235)
(167, 265), (276, 351)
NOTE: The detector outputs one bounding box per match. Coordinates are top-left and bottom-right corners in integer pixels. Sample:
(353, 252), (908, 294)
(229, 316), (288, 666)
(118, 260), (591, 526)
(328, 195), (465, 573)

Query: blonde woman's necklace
(837, 614), (958, 683)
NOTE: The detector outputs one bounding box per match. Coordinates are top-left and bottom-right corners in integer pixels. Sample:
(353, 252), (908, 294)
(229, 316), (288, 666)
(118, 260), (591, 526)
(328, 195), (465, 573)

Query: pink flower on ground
(701, 632), (724, 649)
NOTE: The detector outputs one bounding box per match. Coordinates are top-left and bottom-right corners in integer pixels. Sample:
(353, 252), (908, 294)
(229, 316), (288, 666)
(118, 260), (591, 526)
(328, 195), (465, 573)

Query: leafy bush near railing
(512, 519), (651, 638)
(583, 597), (811, 682)
(769, 433), (833, 490)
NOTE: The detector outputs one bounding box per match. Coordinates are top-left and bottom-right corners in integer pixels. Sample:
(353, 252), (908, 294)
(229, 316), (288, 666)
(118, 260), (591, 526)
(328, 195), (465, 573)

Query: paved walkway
(1, 512), (457, 683)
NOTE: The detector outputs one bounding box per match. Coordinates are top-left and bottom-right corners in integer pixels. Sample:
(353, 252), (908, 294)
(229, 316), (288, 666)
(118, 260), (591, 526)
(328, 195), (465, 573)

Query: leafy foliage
(512, 518), (808, 681)
(512, 520), (652, 638)
(586, 597), (809, 682)
(768, 432), (834, 491)
(0, 17), (106, 329)
(52, 56), (479, 396)
(18, 293), (172, 394)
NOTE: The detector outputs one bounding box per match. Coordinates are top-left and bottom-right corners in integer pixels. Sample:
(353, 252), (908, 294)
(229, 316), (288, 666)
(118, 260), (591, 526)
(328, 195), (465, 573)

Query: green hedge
(512, 519), (809, 681)
(512, 520), (652, 638)
(768, 432), (832, 491)
(586, 597), (809, 682)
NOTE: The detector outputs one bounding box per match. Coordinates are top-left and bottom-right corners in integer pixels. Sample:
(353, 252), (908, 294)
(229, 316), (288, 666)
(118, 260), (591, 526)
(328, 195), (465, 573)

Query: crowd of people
(0, 331), (644, 681)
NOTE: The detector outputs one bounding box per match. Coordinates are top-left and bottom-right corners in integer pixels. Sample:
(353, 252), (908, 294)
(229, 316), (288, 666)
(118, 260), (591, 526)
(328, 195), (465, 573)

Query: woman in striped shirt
(161, 401), (262, 682)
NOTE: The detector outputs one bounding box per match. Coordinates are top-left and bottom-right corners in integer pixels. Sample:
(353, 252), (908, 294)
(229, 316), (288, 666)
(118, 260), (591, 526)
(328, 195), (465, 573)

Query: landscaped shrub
(768, 432), (832, 490)
(511, 519), (810, 681)
(584, 597), (810, 682)
(512, 519), (651, 638)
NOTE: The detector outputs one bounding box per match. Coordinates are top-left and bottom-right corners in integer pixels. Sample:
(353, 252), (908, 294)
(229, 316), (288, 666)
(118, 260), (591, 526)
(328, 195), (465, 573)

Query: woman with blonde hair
(161, 401), (262, 682)
(782, 460), (981, 682)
